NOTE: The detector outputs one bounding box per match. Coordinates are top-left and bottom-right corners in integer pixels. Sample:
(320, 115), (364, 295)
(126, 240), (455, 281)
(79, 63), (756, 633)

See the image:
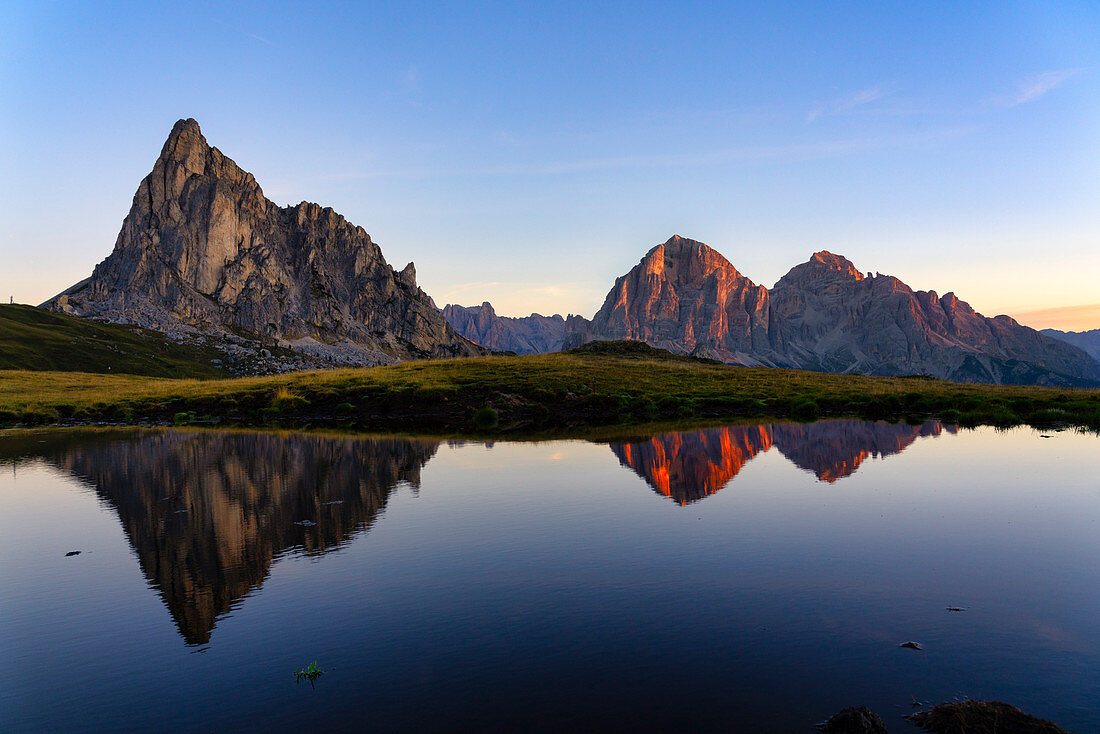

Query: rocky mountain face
(1042, 328), (1100, 362)
(573, 236), (1100, 386)
(587, 235), (777, 365)
(767, 251), (1100, 385)
(440, 302), (588, 354)
(44, 119), (483, 370)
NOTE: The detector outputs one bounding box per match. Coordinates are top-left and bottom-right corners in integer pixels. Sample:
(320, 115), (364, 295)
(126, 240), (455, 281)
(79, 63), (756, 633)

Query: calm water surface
(2, 421), (1099, 732)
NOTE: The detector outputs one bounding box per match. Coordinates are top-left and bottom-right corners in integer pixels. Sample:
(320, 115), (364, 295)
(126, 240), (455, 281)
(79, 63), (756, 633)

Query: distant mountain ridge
(1042, 328), (1100, 362)
(440, 302), (587, 354)
(444, 235), (1100, 387)
(44, 119), (483, 369)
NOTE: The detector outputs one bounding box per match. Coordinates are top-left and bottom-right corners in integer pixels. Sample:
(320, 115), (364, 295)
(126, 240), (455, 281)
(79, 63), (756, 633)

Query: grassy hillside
(0, 304), (227, 378)
(2, 342), (1098, 434)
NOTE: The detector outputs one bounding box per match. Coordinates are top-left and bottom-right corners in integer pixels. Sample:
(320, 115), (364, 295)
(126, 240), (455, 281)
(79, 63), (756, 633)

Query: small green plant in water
(294, 660), (324, 685)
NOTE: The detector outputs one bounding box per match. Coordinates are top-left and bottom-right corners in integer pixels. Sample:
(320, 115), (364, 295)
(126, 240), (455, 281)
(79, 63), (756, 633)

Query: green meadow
(2, 341), (1097, 434)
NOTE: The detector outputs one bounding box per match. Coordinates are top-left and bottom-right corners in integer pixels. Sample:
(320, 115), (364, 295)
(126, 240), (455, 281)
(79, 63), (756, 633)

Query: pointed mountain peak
(170, 117), (202, 137)
(802, 250), (864, 280)
(158, 117), (212, 174)
(660, 234), (704, 250)
(634, 236), (742, 282)
(645, 235), (724, 260)
(774, 250), (864, 289)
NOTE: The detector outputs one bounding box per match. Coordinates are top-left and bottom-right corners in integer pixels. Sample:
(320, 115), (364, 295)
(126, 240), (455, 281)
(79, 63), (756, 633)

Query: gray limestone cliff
(44, 119), (483, 365)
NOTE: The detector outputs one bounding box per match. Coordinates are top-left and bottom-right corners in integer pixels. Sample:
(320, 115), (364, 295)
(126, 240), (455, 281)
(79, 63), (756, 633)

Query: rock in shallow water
(817, 706), (889, 733)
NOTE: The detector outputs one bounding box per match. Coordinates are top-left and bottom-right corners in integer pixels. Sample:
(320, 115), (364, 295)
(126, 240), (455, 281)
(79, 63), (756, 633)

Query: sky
(2, 1), (1098, 331)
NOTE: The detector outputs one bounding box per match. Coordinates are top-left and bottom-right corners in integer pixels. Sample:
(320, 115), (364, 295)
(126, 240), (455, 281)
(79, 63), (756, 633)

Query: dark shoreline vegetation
(1, 341), (1098, 435)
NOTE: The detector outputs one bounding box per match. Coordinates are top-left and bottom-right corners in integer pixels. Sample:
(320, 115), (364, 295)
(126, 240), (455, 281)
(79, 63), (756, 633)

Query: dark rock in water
(907, 700), (1070, 733)
(64, 550), (81, 556)
(900, 640), (923, 650)
(817, 706), (889, 733)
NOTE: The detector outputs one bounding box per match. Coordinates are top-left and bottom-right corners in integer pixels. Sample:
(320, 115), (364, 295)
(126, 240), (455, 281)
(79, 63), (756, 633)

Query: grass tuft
(293, 661), (324, 685)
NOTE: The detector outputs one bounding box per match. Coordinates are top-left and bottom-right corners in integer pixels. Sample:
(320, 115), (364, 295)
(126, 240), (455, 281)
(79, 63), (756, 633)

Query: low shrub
(473, 407), (499, 429)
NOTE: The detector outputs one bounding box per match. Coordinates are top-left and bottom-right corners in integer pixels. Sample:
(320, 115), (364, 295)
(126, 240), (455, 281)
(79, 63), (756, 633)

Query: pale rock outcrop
(45, 119), (483, 365)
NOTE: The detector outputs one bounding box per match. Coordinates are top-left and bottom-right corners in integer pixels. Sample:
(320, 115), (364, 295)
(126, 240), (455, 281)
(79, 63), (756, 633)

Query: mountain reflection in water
(2, 420), (952, 645)
(1, 430), (439, 645)
(610, 420), (952, 504)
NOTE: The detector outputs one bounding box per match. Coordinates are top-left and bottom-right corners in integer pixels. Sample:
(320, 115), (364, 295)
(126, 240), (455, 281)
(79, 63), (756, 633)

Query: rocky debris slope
(441, 302), (588, 354)
(44, 119), (483, 368)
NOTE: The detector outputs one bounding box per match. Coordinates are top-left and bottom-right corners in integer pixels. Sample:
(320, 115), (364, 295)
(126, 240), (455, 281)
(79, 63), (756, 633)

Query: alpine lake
(2, 420), (1098, 732)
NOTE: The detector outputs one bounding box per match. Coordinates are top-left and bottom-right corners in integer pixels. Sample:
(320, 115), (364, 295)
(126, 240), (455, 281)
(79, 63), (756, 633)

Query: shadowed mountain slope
(1042, 328), (1100, 362)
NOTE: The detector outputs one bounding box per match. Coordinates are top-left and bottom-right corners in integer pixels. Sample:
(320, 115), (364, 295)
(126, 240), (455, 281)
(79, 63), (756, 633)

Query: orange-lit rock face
(581, 237), (1100, 386)
(611, 426), (773, 504)
(611, 420), (949, 502)
(589, 236), (777, 366)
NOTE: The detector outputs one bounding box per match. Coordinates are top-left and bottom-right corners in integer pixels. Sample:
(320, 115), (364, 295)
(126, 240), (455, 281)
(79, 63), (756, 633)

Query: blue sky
(2, 1), (1098, 329)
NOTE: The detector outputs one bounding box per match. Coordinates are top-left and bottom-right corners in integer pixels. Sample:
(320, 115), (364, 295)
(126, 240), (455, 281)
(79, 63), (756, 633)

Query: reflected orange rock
(611, 426), (773, 504)
(611, 420), (950, 503)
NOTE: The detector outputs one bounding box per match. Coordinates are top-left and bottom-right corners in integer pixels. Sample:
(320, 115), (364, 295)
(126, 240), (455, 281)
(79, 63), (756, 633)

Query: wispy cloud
(1010, 302), (1100, 331)
(212, 18), (276, 47)
(999, 68), (1083, 106)
(806, 85), (889, 123)
(246, 31), (276, 47)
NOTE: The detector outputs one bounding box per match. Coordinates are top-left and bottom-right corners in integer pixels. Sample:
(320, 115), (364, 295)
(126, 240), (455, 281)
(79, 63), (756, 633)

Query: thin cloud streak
(806, 85), (889, 122)
(1000, 68), (1084, 106)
